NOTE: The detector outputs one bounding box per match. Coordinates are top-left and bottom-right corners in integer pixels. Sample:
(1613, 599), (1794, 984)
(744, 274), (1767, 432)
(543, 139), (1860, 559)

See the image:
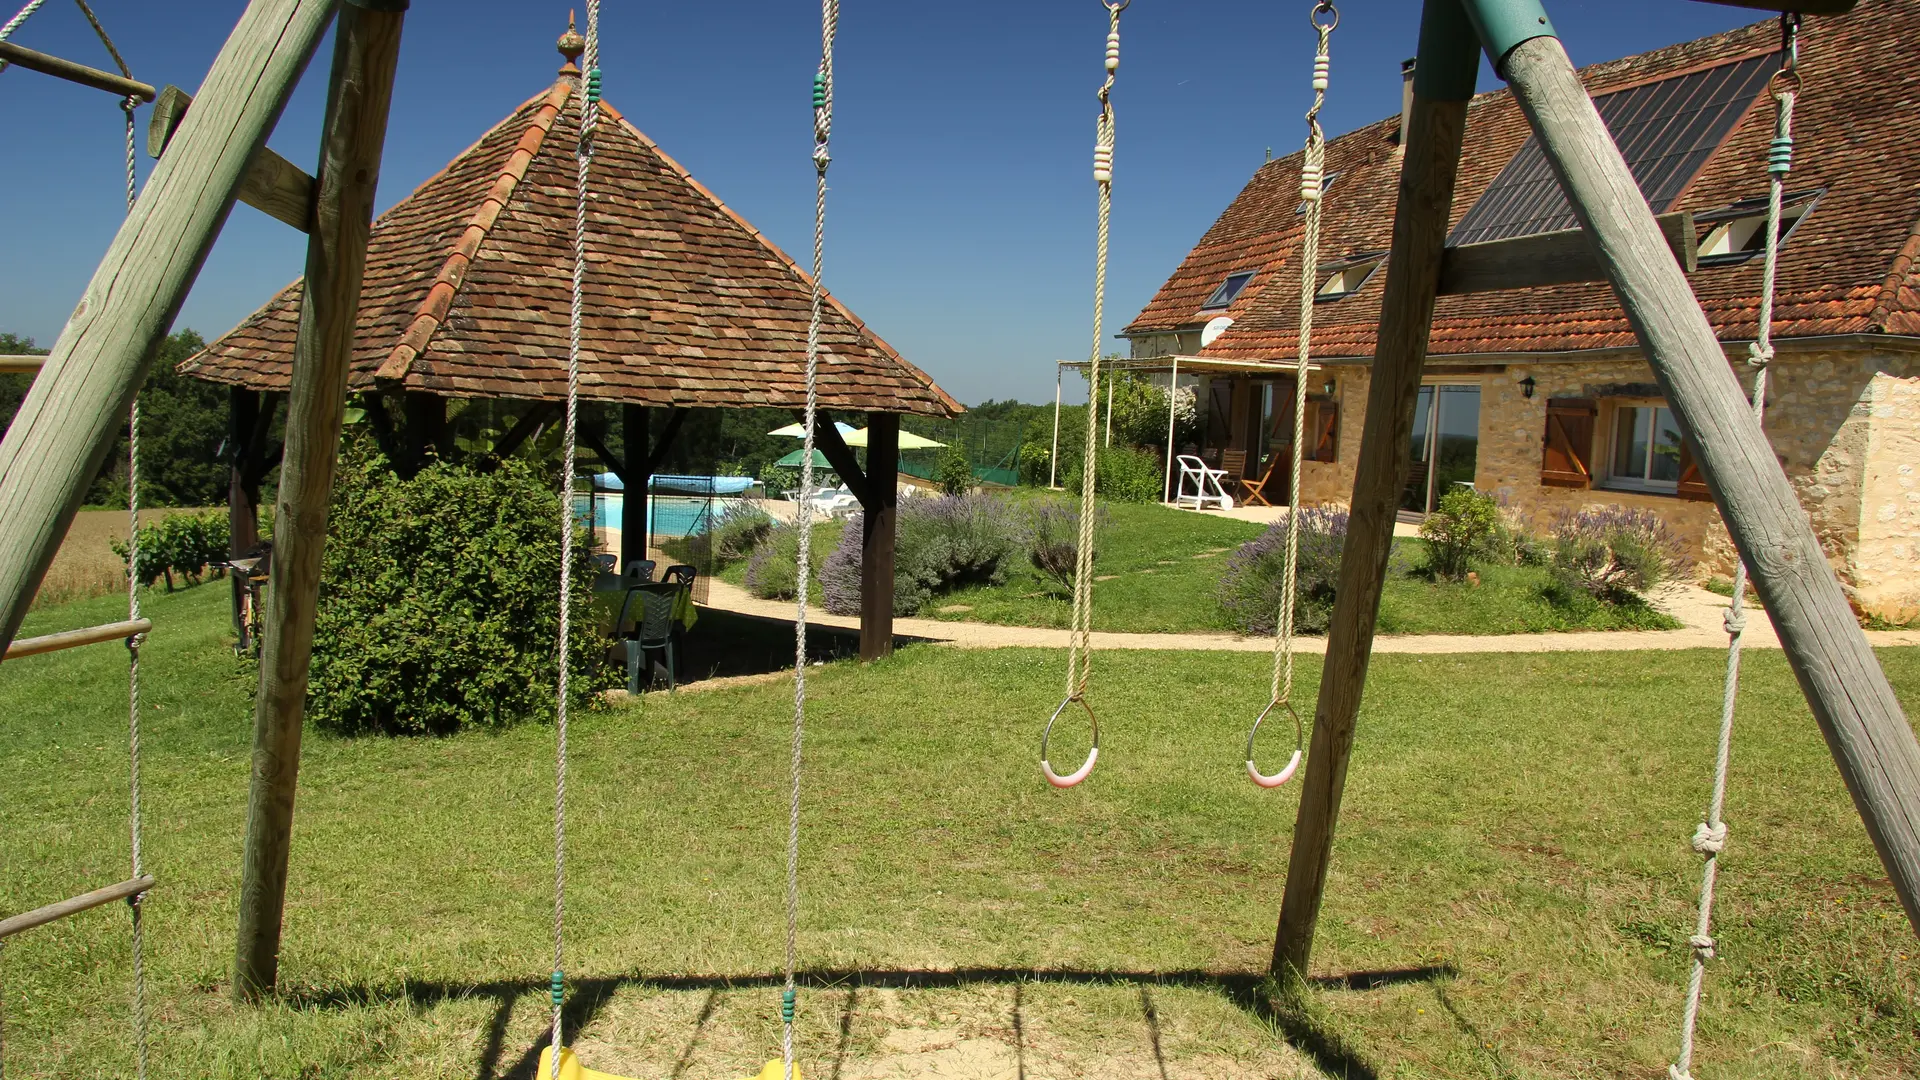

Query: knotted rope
(0, 0), (46, 75)
(1065, 0), (1121, 704)
(551, 3), (601, 1074)
(1041, 1), (1124, 790)
(1248, 0), (1336, 788)
(784, 2), (837, 1075)
(1670, 16), (1796, 1080)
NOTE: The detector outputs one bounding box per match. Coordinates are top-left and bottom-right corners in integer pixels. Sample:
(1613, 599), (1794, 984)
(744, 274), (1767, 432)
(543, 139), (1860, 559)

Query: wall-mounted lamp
(1519, 375), (1537, 400)
(1323, 380), (1336, 397)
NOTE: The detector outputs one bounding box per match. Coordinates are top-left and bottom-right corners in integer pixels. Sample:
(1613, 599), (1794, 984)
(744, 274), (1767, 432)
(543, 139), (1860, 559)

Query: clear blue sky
(0, 1), (1763, 406)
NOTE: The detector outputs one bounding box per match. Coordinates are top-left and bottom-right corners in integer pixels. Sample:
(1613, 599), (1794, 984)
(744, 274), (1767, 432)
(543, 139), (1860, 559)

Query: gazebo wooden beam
(859, 413), (899, 662)
(805, 411), (869, 507)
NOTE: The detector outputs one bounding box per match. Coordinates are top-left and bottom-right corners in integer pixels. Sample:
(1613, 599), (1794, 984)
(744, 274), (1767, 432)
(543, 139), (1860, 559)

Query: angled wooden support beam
(1438, 211), (1696, 295)
(491, 401), (558, 460)
(0, 0), (338, 657)
(640, 407), (688, 476)
(0, 40), (155, 102)
(577, 419), (625, 486)
(1273, 0), (1478, 979)
(0, 355), (45, 374)
(1499, 29), (1920, 934)
(149, 85), (316, 233)
(804, 410), (870, 507)
(234, 0), (408, 1003)
(4, 618), (150, 661)
(0, 876), (155, 940)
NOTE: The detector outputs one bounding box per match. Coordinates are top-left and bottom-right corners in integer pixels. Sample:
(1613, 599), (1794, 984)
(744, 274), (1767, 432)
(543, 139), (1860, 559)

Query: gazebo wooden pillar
(808, 410), (898, 661)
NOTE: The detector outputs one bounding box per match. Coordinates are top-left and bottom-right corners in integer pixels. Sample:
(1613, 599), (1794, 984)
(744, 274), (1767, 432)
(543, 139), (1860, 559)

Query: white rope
(1272, 1), (1335, 711)
(786, 3), (836, 1073)
(1670, 18), (1795, 1080)
(552, 4), (601, 1074)
(1063, 1), (1124, 705)
(0, 0), (47, 75)
(121, 89), (148, 1080)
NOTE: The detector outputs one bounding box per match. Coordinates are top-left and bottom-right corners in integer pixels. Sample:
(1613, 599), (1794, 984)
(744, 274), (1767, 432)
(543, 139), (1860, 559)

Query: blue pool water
(574, 493), (733, 539)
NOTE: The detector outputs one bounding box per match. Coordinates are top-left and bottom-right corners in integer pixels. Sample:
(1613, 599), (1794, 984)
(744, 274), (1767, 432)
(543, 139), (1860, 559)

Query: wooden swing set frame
(0, 0), (1908, 1024)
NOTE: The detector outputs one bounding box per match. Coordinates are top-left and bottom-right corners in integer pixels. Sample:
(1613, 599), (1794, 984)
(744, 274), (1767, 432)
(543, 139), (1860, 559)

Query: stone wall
(1292, 345), (1919, 620)
(1856, 371), (1920, 622)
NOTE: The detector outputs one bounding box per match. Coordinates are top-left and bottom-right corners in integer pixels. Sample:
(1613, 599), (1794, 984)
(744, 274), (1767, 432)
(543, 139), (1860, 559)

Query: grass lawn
(3, 583), (1916, 1079)
(726, 500), (1680, 636)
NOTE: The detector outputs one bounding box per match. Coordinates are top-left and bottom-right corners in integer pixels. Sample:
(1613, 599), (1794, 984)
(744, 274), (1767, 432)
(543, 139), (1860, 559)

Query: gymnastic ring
(1246, 698), (1304, 788)
(1042, 695), (1100, 788)
(1310, 1), (1339, 32)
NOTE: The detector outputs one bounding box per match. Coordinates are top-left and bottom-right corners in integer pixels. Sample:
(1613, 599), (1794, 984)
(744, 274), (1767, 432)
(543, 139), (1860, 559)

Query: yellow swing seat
(537, 1047), (797, 1080)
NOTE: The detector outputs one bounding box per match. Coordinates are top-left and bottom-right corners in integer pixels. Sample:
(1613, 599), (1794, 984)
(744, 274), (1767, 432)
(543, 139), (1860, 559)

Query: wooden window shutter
(1306, 400), (1338, 463)
(1540, 398), (1596, 488)
(1676, 438), (1712, 501)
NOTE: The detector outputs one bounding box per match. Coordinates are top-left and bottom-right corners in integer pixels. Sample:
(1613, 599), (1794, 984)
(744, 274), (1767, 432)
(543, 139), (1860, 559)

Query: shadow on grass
(280, 963), (1454, 1080)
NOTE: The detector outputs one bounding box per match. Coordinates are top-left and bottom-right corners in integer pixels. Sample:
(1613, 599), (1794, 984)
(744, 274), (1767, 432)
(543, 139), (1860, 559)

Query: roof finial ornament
(557, 10), (585, 75)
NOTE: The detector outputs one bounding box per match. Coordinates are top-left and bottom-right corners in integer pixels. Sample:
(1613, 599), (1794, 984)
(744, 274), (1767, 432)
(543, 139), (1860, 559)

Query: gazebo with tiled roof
(184, 25), (961, 659)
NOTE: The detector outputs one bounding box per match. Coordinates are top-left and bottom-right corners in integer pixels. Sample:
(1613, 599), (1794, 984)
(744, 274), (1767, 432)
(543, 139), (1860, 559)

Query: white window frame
(1601, 400), (1681, 494)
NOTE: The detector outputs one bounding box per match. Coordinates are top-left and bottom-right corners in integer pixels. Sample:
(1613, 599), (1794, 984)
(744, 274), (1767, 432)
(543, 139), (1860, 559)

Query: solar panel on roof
(1450, 53), (1774, 247)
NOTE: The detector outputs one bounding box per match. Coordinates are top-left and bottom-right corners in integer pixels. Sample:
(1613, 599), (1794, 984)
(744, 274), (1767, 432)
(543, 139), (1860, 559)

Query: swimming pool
(575, 493), (735, 540)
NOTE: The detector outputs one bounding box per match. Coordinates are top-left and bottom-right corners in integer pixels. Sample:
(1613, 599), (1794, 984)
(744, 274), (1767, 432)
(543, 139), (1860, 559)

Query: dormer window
(1201, 271), (1256, 311)
(1315, 253), (1385, 303)
(1696, 189), (1822, 267)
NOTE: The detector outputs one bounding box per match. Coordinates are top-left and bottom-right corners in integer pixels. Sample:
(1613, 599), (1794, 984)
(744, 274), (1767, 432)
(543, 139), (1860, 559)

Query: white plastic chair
(1173, 454), (1234, 511)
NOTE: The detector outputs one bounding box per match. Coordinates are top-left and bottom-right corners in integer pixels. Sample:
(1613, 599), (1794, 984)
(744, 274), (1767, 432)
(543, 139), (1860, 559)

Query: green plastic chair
(616, 582), (680, 693)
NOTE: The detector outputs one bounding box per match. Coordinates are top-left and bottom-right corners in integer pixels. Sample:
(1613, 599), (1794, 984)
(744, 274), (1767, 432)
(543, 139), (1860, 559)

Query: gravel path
(702, 579), (1920, 655)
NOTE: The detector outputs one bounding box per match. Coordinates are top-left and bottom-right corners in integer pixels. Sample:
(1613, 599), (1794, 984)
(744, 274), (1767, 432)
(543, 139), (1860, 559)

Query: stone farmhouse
(1122, 0), (1918, 622)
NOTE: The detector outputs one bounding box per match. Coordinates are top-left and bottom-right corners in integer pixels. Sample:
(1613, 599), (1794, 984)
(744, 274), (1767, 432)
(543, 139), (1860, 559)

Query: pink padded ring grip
(1247, 749), (1302, 788)
(1041, 696), (1100, 789)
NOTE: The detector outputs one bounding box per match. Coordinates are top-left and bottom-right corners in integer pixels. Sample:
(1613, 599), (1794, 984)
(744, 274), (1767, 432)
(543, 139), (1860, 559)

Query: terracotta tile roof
(1126, 0), (1920, 362)
(183, 69), (961, 419)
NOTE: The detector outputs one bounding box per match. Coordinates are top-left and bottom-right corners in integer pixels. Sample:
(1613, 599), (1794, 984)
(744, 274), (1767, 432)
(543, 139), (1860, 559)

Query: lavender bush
(1216, 507), (1349, 636)
(1024, 497), (1109, 594)
(1548, 506), (1691, 605)
(743, 523), (803, 600)
(821, 493), (1021, 616)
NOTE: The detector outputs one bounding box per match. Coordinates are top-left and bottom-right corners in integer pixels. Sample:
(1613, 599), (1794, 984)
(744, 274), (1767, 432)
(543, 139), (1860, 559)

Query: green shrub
(1017, 442), (1052, 486)
(112, 510), (230, 591)
(1418, 488), (1499, 580)
(936, 444), (973, 496)
(1548, 506), (1691, 606)
(1066, 446), (1162, 504)
(757, 459), (794, 500)
(306, 449), (612, 736)
(1484, 508), (1551, 568)
(1023, 497), (1107, 594)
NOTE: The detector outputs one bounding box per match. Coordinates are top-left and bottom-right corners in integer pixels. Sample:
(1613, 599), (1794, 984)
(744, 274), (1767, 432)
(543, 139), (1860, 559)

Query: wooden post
(228, 387), (263, 647)
(0, 0), (337, 654)
(403, 391), (447, 471)
(860, 412), (899, 662)
(623, 404), (649, 571)
(1497, 31), (1920, 931)
(1272, 0), (1479, 977)
(234, 0), (406, 1002)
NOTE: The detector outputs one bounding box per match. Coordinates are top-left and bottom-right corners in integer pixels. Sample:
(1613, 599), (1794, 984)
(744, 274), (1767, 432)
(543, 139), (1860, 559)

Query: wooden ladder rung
(0, 876), (156, 940)
(4, 618), (153, 660)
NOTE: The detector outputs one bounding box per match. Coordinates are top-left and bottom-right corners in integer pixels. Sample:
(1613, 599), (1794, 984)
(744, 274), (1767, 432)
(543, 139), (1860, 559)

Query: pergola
(181, 42), (961, 661)
(1049, 354), (1316, 499)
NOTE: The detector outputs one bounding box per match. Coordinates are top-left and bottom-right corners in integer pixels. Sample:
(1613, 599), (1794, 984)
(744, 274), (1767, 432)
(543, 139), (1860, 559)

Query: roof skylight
(1201, 271), (1256, 310)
